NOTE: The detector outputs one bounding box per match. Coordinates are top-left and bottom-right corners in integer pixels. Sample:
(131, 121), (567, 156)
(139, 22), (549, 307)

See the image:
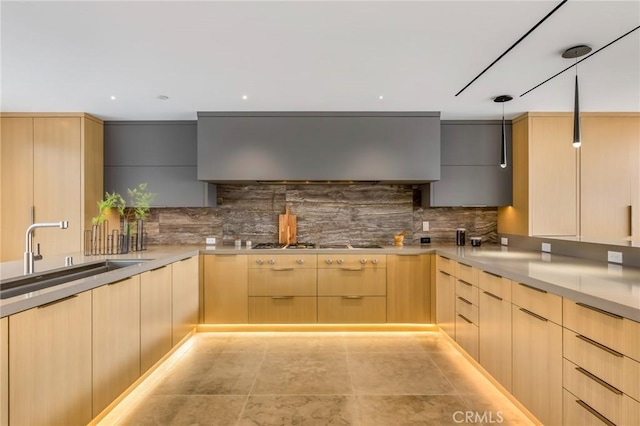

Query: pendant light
(562, 45), (592, 148)
(494, 95), (513, 168)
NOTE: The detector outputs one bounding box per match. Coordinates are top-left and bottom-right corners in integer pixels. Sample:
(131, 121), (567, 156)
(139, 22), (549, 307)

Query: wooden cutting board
(278, 205), (297, 244)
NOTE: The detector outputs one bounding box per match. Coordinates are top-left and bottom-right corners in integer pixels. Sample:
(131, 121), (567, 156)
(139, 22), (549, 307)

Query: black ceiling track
(454, 0), (568, 97)
(520, 25), (640, 97)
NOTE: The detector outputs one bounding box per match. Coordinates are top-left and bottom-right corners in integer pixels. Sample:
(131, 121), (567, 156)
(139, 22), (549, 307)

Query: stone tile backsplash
(144, 185), (497, 246)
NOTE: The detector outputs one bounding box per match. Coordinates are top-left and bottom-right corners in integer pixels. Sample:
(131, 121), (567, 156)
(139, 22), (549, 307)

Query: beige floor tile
(357, 394), (469, 426)
(427, 350), (491, 395)
(461, 393), (535, 426)
(154, 351), (263, 395)
(348, 352), (455, 395)
(344, 332), (426, 353)
(414, 332), (459, 353)
(252, 352), (352, 395)
(118, 395), (247, 426)
(239, 395), (357, 426)
(267, 332), (346, 352)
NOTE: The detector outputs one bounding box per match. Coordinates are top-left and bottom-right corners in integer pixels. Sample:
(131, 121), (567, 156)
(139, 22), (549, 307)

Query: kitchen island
(1, 243), (639, 426)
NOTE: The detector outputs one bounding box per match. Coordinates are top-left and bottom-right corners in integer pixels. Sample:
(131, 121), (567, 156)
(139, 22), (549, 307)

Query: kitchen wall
(141, 184), (497, 246)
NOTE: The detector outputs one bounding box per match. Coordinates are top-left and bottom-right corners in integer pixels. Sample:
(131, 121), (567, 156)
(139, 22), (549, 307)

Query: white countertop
(2, 244), (639, 321)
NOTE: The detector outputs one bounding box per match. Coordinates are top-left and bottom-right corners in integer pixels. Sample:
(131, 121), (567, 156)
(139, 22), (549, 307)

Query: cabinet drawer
(478, 271), (511, 301)
(455, 313), (479, 360)
(454, 261), (479, 285)
(563, 388), (615, 426)
(437, 255), (455, 275)
(563, 298), (635, 360)
(563, 358), (625, 426)
(248, 254), (317, 269)
(248, 296), (317, 324)
(455, 279), (478, 306)
(317, 269), (386, 296)
(512, 281), (562, 324)
(456, 296), (478, 325)
(317, 296), (386, 323)
(563, 328), (626, 395)
(317, 254), (386, 269)
(248, 269), (317, 296)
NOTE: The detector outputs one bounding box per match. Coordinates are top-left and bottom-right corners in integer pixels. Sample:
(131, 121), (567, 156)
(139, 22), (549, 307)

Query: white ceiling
(1, 0), (639, 121)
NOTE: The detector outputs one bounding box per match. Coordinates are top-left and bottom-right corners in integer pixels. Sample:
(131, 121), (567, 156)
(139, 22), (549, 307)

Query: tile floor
(115, 332), (534, 425)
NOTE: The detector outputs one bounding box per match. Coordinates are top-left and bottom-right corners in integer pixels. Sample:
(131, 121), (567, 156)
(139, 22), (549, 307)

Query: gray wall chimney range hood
(196, 112), (441, 184)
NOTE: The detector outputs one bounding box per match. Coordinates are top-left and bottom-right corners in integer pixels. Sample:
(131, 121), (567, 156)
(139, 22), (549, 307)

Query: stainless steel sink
(0, 259), (150, 299)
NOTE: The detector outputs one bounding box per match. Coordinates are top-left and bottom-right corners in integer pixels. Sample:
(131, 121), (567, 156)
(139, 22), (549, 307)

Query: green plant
(92, 191), (126, 224)
(127, 183), (156, 221)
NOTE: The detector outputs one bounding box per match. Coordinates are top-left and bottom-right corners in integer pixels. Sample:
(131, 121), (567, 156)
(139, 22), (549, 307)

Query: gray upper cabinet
(427, 121), (512, 207)
(197, 112), (441, 183)
(104, 121), (215, 207)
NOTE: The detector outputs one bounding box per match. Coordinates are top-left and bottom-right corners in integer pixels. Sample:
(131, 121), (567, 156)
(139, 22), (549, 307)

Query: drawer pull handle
(519, 308), (548, 322)
(108, 278), (130, 286)
(341, 267), (363, 272)
(575, 400), (616, 426)
(483, 291), (503, 301)
(575, 367), (623, 395)
(457, 314), (473, 324)
(457, 296), (472, 305)
(398, 254), (420, 257)
(342, 296), (363, 299)
(459, 262), (472, 268)
(37, 294), (78, 309)
(271, 267), (294, 271)
(439, 271), (451, 277)
(576, 334), (623, 358)
(482, 271), (502, 278)
(271, 296), (294, 299)
(576, 302), (623, 320)
(439, 256), (450, 260)
(458, 279), (473, 287)
(517, 282), (547, 294)
(150, 266), (166, 272)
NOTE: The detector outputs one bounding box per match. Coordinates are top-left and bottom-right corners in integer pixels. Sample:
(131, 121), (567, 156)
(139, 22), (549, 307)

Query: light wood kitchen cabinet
(203, 254), (248, 323)
(140, 265), (173, 373)
(453, 262), (480, 360)
(386, 254), (431, 323)
(92, 275), (141, 416)
(435, 263), (456, 338)
(511, 286), (563, 426)
(478, 271), (512, 391)
(0, 113), (103, 261)
(172, 256), (199, 344)
(317, 254), (386, 323)
(248, 254), (317, 324)
(0, 317), (7, 426)
(562, 298), (640, 425)
(498, 112), (577, 237)
(581, 114), (640, 240)
(9, 291), (92, 426)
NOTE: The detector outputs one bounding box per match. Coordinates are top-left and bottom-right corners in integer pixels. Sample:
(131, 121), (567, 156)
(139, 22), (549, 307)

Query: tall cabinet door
(172, 256), (199, 345)
(33, 117), (82, 256)
(0, 117), (33, 261)
(1, 317), (7, 426)
(512, 304), (563, 425)
(92, 275), (141, 416)
(140, 266), (173, 373)
(204, 254), (248, 324)
(386, 254), (431, 323)
(9, 292), (93, 426)
(581, 116), (640, 240)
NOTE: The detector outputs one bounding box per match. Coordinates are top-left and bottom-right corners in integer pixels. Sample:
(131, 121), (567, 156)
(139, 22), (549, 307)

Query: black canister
(456, 228), (466, 246)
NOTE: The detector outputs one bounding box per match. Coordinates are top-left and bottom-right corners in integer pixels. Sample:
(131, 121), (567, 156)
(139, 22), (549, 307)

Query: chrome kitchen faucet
(24, 221), (68, 274)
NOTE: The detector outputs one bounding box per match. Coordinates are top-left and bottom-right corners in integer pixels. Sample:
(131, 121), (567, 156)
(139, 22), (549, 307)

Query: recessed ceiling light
(379, 95), (384, 100)
(157, 95), (169, 100)
(110, 96), (116, 100)
(242, 95), (248, 100)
